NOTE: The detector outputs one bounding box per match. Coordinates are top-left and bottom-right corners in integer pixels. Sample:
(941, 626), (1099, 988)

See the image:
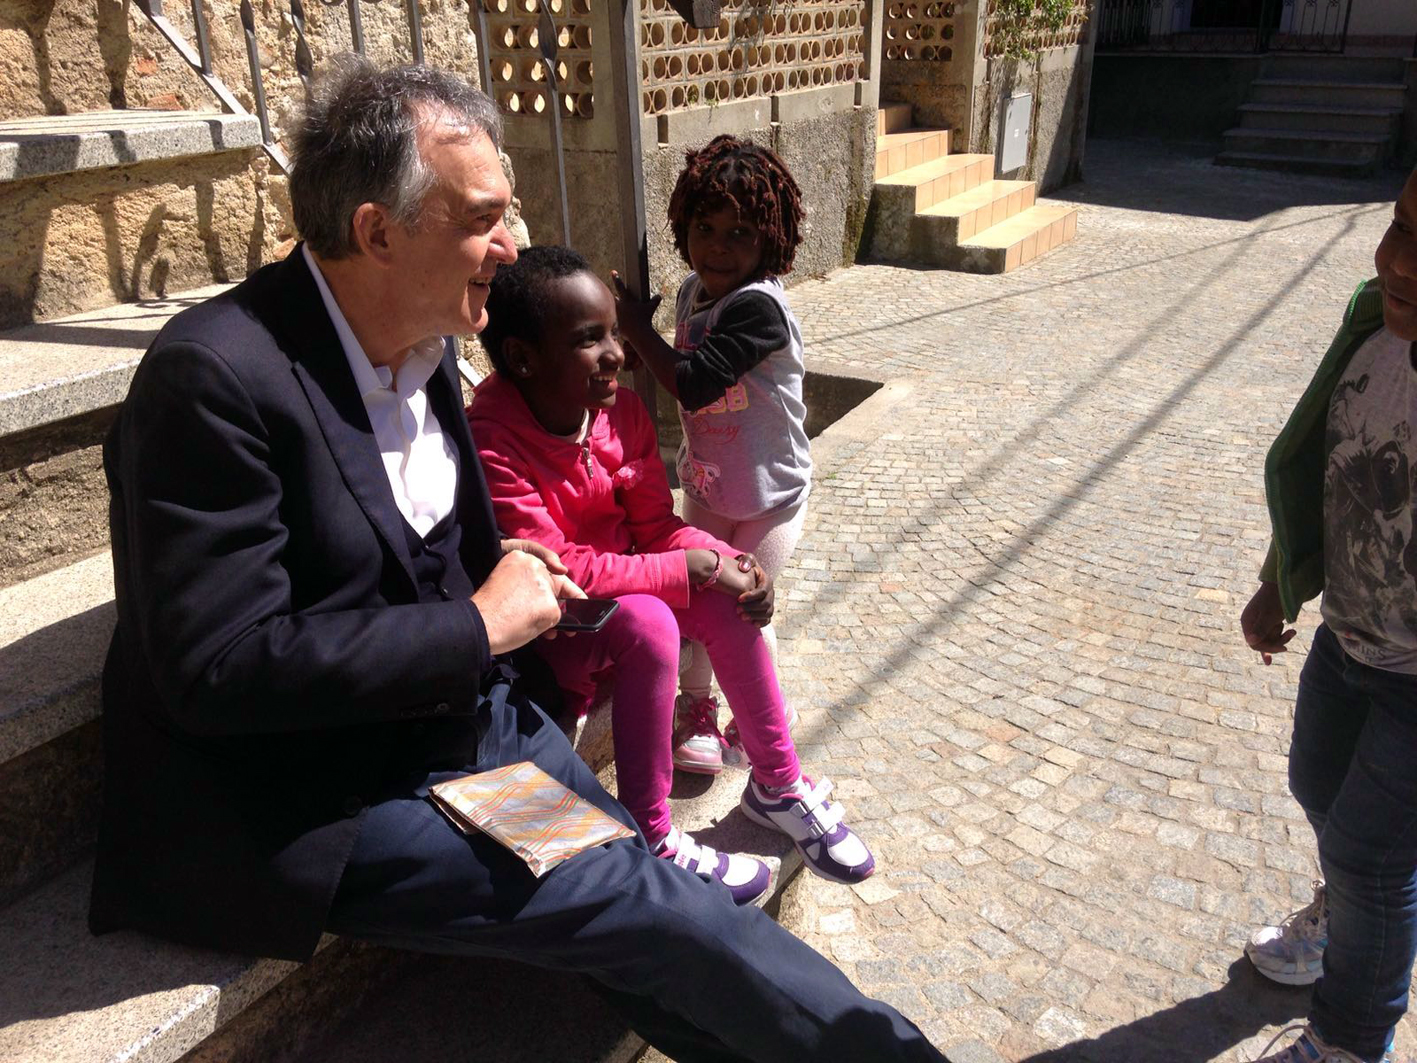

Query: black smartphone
(554, 598), (620, 632)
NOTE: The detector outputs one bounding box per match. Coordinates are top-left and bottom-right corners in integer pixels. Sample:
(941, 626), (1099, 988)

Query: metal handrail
(132, 0), (433, 174)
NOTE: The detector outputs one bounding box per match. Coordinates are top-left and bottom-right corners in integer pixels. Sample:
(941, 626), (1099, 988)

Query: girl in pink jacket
(468, 246), (873, 905)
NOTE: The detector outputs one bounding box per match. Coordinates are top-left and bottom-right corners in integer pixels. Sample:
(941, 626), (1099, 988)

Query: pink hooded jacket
(468, 371), (736, 609)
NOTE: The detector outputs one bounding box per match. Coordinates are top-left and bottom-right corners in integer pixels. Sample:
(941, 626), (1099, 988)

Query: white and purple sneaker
(653, 826), (771, 906)
(740, 775), (875, 885)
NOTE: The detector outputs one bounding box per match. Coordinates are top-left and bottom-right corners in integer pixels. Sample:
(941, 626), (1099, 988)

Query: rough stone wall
(0, 0), (486, 324)
(972, 47), (1092, 192)
(0, 148), (278, 328)
(0, 411), (113, 589)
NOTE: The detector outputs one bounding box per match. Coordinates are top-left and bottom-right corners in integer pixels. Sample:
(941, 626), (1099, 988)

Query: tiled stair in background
(864, 101), (1079, 273)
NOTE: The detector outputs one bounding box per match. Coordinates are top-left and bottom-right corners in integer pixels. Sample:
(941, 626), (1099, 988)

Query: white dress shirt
(302, 245), (458, 537)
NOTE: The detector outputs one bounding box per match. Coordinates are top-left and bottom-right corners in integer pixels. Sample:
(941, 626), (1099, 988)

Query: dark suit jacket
(90, 249), (509, 960)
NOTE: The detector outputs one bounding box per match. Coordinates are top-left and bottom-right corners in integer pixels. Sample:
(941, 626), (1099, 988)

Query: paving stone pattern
(735, 142), (1406, 1062)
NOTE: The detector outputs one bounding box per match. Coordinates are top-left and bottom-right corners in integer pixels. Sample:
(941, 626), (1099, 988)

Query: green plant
(988, 0), (1077, 61)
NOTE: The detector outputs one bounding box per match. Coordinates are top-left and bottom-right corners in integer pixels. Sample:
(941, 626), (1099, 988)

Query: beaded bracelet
(696, 548), (723, 590)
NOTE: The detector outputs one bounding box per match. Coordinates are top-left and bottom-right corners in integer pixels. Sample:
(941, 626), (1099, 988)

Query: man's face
(1375, 169), (1417, 342)
(384, 117), (517, 339)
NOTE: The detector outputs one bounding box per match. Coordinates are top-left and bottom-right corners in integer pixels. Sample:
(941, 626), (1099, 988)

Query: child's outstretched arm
(612, 272), (789, 412)
(611, 271), (684, 400)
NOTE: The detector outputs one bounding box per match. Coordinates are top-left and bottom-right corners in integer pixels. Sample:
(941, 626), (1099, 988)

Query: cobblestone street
(756, 140), (1406, 1062)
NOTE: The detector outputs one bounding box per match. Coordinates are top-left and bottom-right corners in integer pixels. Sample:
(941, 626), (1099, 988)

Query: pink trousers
(536, 590), (800, 844)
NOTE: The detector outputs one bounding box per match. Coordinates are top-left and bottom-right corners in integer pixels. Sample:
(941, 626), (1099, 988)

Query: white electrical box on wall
(999, 92), (1032, 174)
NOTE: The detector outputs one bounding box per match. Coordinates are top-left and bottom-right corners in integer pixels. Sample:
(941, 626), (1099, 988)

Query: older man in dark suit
(89, 56), (947, 1062)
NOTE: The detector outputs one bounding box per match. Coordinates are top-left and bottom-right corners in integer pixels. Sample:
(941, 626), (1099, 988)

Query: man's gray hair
(290, 57), (503, 259)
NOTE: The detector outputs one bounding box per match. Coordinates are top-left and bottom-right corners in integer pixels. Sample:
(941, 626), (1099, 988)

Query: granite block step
(1247, 78), (1407, 110)
(1214, 150), (1382, 178)
(955, 203), (1079, 274)
(0, 284), (232, 436)
(0, 761), (803, 1063)
(875, 101), (913, 137)
(875, 128), (951, 180)
(0, 111), (261, 184)
(1259, 55), (1404, 83)
(1220, 127), (1388, 164)
(1235, 102), (1400, 135)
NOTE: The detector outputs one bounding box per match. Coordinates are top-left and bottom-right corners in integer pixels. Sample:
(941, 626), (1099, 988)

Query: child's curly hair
(667, 134), (805, 278)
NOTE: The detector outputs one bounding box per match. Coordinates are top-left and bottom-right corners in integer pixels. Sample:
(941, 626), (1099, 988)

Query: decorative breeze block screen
(637, 0), (870, 115)
(981, 0), (1089, 56)
(482, 0), (597, 119)
(883, 0), (955, 61)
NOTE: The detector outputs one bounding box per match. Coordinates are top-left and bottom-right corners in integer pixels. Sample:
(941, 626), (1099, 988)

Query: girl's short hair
(480, 245), (591, 374)
(667, 135), (805, 277)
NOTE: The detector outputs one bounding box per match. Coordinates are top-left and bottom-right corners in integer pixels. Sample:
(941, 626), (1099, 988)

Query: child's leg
(721, 498), (809, 668)
(678, 498), (738, 701)
(674, 590), (800, 790)
(536, 594), (681, 845)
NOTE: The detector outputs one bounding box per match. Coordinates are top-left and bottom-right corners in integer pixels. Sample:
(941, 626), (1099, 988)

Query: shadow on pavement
(1014, 960), (1308, 1063)
(1069, 139), (1406, 223)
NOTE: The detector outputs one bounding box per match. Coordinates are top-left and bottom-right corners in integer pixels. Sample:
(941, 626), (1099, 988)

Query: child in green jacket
(1242, 166), (1417, 1063)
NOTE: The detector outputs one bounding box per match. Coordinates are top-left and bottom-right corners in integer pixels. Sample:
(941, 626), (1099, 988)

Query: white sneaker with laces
(1246, 881), (1328, 986)
(1251, 1023), (1391, 1063)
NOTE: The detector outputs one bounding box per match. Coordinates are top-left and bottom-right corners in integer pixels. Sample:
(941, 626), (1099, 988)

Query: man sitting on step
(87, 55), (946, 1063)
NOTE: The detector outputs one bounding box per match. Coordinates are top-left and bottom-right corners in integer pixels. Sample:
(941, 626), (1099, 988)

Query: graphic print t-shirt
(1320, 327), (1417, 673)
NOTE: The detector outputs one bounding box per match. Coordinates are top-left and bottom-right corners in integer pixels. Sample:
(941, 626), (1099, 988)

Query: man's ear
(350, 202), (395, 265)
(503, 336), (536, 378)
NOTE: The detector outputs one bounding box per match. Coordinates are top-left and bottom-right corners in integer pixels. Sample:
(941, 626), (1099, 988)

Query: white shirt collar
(301, 243), (446, 401)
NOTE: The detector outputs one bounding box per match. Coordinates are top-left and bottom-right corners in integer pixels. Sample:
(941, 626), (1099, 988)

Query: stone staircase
(1217, 55), (1408, 177)
(864, 101), (1079, 273)
(0, 119), (801, 1063)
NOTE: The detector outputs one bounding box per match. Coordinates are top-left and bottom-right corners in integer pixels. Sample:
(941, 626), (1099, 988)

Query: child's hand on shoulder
(610, 270), (661, 347)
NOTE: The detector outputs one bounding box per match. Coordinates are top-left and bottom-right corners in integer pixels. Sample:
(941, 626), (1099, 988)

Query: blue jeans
(1289, 623), (1417, 1059)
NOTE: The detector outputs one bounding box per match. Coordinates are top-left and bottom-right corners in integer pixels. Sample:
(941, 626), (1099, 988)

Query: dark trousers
(327, 688), (947, 1063)
(1289, 623), (1417, 1059)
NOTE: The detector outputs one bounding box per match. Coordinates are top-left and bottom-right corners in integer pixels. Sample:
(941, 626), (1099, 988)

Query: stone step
(0, 283), (232, 437)
(1247, 78), (1408, 110)
(1220, 126), (1388, 164)
(874, 128), (951, 180)
(917, 178), (1036, 243)
(955, 203), (1080, 274)
(0, 110), (261, 184)
(0, 551), (114, 902)
(1260, 54), (1405, 83)
(0, 759), (803, 1063)
(1236, 102), (1400, 135)
(1214, 150), (1382, 178)
(875, 153), (996, 213)
(875, 101), (913, 137)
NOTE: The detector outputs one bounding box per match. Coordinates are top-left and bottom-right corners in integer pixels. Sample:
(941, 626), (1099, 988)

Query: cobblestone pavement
(726, 141), (1406, 1063)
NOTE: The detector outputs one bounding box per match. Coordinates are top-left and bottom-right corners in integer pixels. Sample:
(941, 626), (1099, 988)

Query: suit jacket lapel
(273, 250), (418, 592)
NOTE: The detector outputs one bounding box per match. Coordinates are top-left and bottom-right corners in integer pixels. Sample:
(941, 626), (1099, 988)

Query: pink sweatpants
(536, 590), (801, 845)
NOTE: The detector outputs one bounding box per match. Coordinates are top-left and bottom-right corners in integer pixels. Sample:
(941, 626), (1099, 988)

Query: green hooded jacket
(1259, 276), (1386, 621)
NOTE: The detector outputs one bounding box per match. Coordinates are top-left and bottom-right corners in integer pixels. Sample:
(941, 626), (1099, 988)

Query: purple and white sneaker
(654, 826), (771, 906)
(740, 775), (875, 885)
